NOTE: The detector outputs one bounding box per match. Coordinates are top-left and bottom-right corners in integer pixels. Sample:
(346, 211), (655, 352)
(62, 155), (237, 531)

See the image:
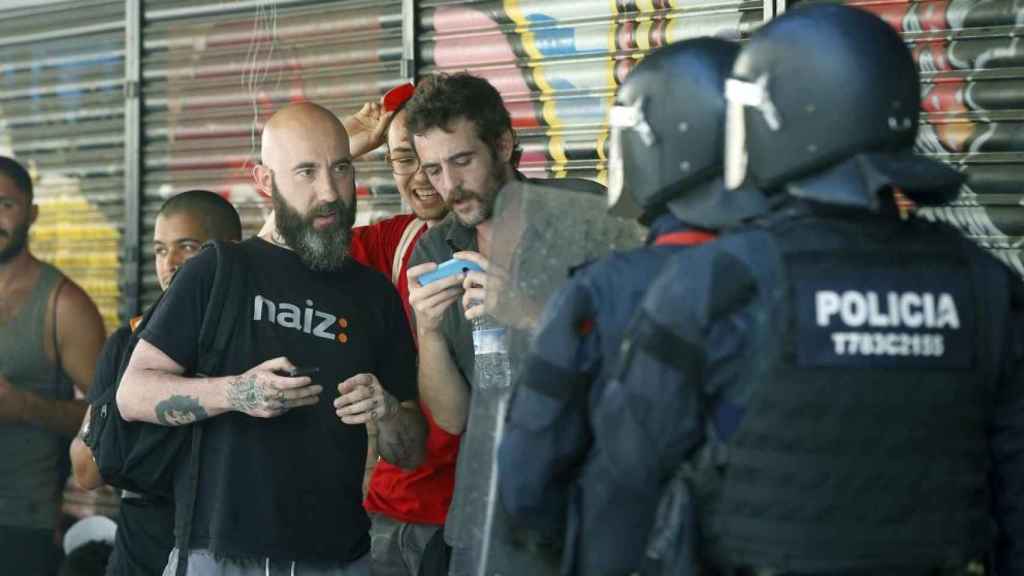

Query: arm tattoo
(226, 374), (284, 412)
(377, 409), (423, 469)
(155, 395), (209, 426)
(375, 390), (398, 420)
(378, 425), (415, 469)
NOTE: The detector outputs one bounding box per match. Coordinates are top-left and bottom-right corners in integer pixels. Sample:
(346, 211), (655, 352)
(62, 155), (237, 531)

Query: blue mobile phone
(418, 258), (484, 286)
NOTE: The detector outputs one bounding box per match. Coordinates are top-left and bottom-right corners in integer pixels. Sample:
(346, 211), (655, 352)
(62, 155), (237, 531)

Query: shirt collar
(645, 212), (691, 243)
(443, 212), (478, 253)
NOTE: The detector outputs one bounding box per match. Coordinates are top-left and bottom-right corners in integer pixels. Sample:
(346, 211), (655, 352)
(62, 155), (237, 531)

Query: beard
(0, 218), (30, 264)
(271, 178), (356, 272)
(446, 159), (507, 228)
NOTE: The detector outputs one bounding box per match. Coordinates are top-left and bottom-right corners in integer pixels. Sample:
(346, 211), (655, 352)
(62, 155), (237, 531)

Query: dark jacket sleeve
(499, 277), (599, 537)
(594, 252), (711, 491)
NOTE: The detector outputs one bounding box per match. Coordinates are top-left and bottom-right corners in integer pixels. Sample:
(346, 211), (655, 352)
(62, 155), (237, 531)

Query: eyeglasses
(386, 153), (420, 175)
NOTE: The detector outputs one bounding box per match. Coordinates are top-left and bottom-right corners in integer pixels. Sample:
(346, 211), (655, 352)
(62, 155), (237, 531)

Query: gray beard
(271, 182), (355, 272)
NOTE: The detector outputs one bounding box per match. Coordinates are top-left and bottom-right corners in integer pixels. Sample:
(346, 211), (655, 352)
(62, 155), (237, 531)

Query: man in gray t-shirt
(403, 73), (605, 575)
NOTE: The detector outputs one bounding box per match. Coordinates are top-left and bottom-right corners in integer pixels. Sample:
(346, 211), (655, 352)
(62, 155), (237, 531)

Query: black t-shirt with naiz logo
(141, 237), (417, 562)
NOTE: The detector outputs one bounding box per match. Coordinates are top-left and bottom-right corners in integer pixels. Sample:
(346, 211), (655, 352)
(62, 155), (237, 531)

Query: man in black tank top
(0, 156), (107, 576)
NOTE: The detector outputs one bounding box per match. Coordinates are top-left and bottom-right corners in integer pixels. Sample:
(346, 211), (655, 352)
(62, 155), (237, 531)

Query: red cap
(383, 82), (416, 112)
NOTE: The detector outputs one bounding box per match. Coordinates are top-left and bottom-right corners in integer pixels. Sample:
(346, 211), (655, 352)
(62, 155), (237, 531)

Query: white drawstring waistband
(264, 558), (298, 576)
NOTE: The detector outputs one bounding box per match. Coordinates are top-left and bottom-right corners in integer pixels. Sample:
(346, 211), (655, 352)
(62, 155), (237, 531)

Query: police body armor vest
(696, 208), (998, 573)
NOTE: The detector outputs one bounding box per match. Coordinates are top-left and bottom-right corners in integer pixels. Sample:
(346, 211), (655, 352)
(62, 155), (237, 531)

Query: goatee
(272, 179), (356, 271)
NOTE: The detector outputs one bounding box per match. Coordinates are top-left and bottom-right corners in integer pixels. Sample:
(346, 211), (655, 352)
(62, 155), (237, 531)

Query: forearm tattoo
(378, 409), (423, 469)
(155, 395), (210, 426)
(375, 391), (399, 421)
(226, 374), (284, 412)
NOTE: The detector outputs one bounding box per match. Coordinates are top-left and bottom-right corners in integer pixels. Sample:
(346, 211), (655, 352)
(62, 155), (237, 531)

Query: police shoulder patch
(788, 253), (974, 369)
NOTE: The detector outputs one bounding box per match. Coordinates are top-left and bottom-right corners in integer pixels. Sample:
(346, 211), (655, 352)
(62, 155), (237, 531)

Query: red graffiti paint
(429, 5), (537, 130)
(614, 59), (637, 85)
(617, 21), (638, 51)
(913, 0), (951, 32)
(851, 0), (950, 32)
(921, 80), (967, 114)
(912, 40), (954, 72)
(853, 2), (911, 32)
(506, 101), (543, 129)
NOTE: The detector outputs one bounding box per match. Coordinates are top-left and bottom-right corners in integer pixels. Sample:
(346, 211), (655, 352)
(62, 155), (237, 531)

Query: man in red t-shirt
(348, 95), (461, 576)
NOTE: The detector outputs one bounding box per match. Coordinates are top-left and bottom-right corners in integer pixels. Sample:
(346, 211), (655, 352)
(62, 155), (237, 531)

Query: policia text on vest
(816, 289), (960, 358)
(793, 258), (972, 370)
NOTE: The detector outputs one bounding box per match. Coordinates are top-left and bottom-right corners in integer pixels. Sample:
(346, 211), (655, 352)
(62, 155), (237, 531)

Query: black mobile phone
(283, 367), (320, 378)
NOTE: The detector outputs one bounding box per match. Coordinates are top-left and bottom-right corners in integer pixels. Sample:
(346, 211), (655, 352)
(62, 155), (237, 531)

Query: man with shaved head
(262, 92), (457, 576)
(117, 102), (425, 576)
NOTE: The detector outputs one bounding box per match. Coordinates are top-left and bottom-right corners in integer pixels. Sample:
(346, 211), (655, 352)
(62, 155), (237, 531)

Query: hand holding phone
(277, 366), (320, 378)
(417, 258), (484, 286)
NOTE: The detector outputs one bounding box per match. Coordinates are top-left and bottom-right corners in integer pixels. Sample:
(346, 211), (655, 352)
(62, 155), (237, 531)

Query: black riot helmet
(723, 4), (963, 208)
(608, 37), (767, 228)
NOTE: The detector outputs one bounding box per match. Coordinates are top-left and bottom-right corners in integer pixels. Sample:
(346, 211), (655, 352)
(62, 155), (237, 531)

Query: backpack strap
(176, 240), (248, 576)
(197, 241), (247, 376)
(392, 218), (427, 285)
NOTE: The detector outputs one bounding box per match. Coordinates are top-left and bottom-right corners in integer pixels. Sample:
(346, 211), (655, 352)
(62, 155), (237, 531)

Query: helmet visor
(607, 104), (645, 218)
(724, 78), (753, 190)
(724, 96), (748, 191)
(724, 76), (782, 190)
(607, 123), (626, 213)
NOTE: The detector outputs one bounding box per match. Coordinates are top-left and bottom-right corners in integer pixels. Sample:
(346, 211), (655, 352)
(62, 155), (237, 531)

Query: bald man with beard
(261, 95), (458, 576)
(117, 102), (426, 576)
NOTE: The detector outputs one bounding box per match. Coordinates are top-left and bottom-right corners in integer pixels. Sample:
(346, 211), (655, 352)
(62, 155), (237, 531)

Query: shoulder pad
(707, 249), (758, 322)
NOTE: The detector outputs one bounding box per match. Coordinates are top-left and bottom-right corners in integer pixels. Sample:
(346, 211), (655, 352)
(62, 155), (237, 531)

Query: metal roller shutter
(418, 0), (771, 183)
(140, 0), (408, 308)
(792, 0), (1024, 275)
(0, 0), (126, 332)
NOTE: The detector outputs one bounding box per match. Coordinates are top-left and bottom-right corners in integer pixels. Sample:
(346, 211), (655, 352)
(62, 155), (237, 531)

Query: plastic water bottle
(471, 313), (511, 391)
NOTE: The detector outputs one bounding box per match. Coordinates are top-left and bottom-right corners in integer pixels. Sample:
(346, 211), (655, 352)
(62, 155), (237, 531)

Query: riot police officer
(497, 38), (767, 576)
(596, 5), (1024, 575)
